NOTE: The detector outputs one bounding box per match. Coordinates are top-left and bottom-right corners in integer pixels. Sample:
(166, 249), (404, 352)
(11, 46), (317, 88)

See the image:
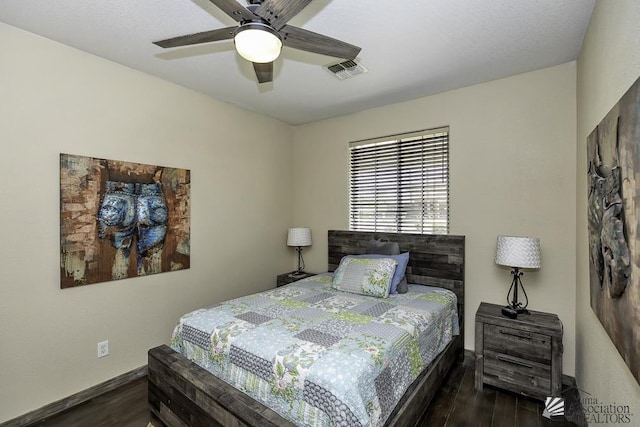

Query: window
(349, 127), (449, 234)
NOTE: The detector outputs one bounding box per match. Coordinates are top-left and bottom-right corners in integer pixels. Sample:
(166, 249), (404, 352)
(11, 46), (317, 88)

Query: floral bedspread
(171, 273), (459, 427)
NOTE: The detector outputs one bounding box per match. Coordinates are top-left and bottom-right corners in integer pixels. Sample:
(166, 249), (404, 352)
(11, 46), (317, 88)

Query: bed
(148, 230), (465, 427)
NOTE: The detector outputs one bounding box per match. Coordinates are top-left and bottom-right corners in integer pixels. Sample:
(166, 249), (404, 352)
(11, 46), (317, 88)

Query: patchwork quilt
(171, 273), (459, 427)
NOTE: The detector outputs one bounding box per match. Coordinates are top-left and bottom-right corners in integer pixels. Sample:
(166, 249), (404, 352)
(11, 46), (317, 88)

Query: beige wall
(576, 0), (640, 418)
(0, 23), (293, 422)
(292, 62), (578, 375)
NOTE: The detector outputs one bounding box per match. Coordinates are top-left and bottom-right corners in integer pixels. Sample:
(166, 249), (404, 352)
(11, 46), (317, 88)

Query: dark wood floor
(422, 363), (583, 427)
(27, 363), (582, 427)
(26, 377), (149, 427)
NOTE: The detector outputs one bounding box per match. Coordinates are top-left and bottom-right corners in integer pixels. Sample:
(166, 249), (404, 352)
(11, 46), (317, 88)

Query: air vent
(326, 59), (368, 80)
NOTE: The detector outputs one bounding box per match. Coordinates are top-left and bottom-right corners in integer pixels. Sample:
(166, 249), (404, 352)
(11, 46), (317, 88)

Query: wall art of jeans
(60, 154), (190, 288)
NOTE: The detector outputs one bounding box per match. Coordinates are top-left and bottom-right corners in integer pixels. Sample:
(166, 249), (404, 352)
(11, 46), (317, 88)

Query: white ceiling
(0, 0), (594, 125)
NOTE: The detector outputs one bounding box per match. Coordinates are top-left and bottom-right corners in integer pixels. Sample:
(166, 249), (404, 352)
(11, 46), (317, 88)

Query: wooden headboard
(327, 230), (465, 341)
(328, 230), (464, 296)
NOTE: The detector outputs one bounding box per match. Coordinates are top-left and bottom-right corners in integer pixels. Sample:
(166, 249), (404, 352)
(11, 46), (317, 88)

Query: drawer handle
(499, 329), (532, 341)
(497, 355), (534, 369)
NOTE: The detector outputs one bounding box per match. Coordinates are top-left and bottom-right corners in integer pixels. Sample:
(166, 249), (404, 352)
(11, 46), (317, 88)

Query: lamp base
(502, 268), (530, 319)
(501, 305), (530, 319)
(288, 271), (307, 278)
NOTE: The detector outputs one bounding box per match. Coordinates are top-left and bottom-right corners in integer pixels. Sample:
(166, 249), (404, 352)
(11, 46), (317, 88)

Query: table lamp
(287, 227), (312, 275)
(495, 235), (541, 318)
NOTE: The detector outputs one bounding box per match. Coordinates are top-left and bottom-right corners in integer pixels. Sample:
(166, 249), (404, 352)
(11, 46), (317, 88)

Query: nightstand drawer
(483, 350), (551, 398)
(484, 324), (551, 364)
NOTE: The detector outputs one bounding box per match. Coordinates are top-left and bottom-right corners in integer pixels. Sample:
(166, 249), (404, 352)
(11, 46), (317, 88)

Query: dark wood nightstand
(276, 272), (315, 287)
(475, 302), (563, 401)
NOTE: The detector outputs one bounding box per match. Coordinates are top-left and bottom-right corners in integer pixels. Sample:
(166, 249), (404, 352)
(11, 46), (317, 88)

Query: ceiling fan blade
(254, 0), (313, 30)
(207, 0), (255, 22)
(281, 25), (361, 60)
(253, 62), (273, 83)
(153, 27), (235, 48)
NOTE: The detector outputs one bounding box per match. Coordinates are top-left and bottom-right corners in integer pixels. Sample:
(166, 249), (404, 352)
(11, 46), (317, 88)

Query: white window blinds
(349, 127), (449, 234)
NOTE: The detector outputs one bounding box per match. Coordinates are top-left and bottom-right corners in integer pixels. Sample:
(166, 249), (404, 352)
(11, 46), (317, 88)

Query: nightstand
(475, 302), (563, 400)
(276, 272), (315, 287)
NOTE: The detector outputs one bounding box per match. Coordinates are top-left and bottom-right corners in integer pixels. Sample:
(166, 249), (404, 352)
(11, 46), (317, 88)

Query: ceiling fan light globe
(234, 25), (282, 63)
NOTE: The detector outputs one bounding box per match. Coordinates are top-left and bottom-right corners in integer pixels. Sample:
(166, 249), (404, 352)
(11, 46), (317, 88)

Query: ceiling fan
(153, 0), (362, 84)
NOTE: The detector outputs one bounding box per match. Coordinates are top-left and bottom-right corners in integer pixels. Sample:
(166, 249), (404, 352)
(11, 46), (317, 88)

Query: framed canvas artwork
(587, 75), (640, 385)
(60, 153), (190, 288)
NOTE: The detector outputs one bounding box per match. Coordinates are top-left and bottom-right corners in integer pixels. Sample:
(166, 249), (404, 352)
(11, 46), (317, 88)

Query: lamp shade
(287, 228), (312, 247)
(495, 235), (541, 269)
(234, 22), (282, 63)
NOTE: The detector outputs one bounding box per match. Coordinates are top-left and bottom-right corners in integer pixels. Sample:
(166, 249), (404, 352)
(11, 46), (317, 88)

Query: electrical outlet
(97, 340), (109, 358)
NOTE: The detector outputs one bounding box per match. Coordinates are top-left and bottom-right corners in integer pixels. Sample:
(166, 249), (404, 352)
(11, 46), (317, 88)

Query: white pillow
(332, 256), (397, 298)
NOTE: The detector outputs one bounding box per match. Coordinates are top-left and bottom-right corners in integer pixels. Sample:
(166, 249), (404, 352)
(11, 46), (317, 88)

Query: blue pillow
(351, 252), (409, 294)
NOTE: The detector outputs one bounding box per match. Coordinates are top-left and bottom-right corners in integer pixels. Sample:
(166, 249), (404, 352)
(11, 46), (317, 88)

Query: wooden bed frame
(148, 230), (465, 427)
